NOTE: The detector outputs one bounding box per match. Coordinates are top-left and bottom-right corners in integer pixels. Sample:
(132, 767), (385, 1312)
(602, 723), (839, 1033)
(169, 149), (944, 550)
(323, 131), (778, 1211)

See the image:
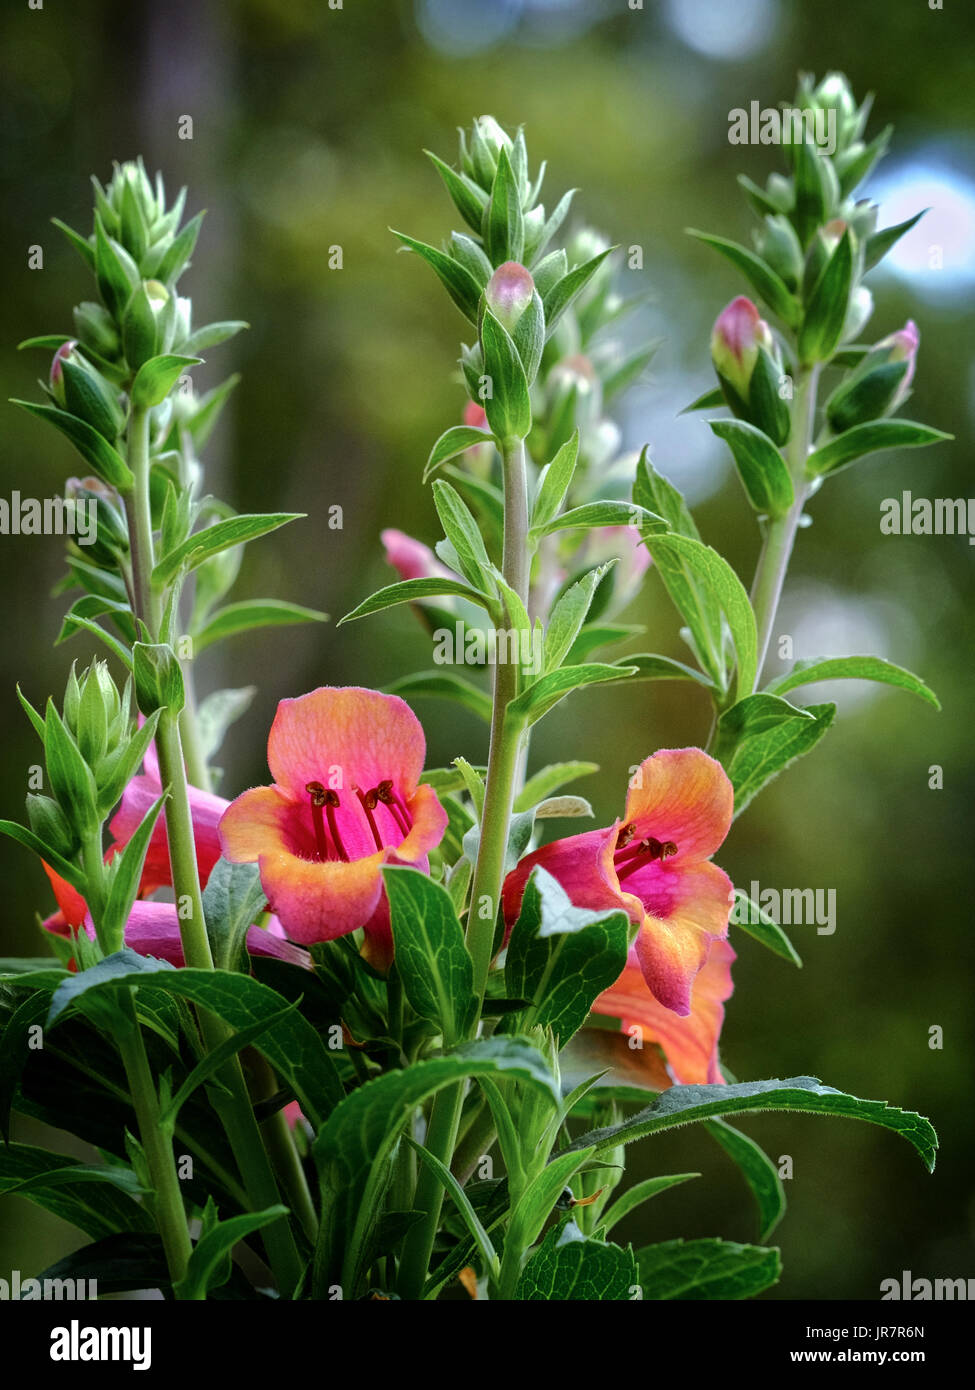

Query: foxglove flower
(219, 686), (448, 966)
(503, 748), (734, 1016)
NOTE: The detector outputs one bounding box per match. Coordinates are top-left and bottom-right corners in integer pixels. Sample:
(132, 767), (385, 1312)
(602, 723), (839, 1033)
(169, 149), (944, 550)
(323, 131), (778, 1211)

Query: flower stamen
(305, 781), (331, 861)
(614, 835), (679, 883)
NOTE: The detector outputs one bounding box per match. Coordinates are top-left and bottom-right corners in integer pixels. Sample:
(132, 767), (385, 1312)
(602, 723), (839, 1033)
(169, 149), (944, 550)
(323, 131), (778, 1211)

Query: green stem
(121, 426), (303, 1297)
(398, 438), (531, 1299)
(154, 711), (304, 1294)
(81, 830), (192, 1291)
(121, 406), (161, 637)
(750, 364), (821, 688)
(178, 660), (212, 792)
(116, 995), (194, 1291)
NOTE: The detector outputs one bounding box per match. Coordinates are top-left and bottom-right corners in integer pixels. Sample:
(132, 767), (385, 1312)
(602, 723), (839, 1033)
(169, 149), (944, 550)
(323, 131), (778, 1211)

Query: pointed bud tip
(485, 261), (535, 332)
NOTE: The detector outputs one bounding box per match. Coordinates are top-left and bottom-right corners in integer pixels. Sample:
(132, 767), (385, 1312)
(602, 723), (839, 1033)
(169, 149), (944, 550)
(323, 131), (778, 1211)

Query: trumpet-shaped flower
(503, 748), (734, 1016)
(44, 899), (309, 971)
(593, 937), (736, 1085)
(218, 686), (448, 964)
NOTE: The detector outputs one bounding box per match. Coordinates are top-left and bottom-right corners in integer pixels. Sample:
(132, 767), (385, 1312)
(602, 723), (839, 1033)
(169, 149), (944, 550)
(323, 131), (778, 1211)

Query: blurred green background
(1, 0), (973, 1299)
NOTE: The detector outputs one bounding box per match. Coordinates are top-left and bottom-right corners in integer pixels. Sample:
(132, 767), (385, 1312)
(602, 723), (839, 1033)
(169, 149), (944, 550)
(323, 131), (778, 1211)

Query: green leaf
(154, 210), (205, 284)
(515, 1221), (638, 1300)
(687, 231), (799, 327)
(152, 513), (303, 587)
(708, 419), (794, 516)
(432, 480), (494, 592)
(530, 499), (664, 542)
(603, 342), (661, 403)
(384, 671), (492, 724)
(424, 150), (487, 233)
(508, 662), (638, 728)
(0, 991), (52, 1140)
(704, 1120), (786, 1241)
(0, 1143), (152, 1240)
(181, 320), (249, 354)
(508, 1147), (596, 1257)
(46, 951), (343, 1127)
(793, 135), (828, 245)
(798, 228), (853, 364)
(563, 1075), (938, 1173)
(10, 401), (133, 490)
(340, 576), (491, 625)
(17, 333), (74, 352)
(714, 694), (836, 814)
(637, 1237), (780, 1299)
(196, 686), (256, 763)
(681, 385), (727, 415)
(392, 231), (482, 323)
(806, 419), (953, 477)
(201, 858), (268, 973)
(192, 599), (327, 654)
(612, 652), (714, 688)
(404, 1136), (499, 1276)
(484, 145), (524, 264)
(51, 218), (96, 270)
(730, 891), (802, 968)
(175, 1205), (289, 1301)
(505, 868), (629, 1044)
(544, 564), (613, 674)
(311, 1037), (558, 1295)
(766, 655), (939, 709)
(131, 354), (202, 410)
(383, 867), (477, 1044)
(542, 249), (614, 337)
(481, 308), (532, 442)
(633, 451), (725, 686)
(424, 424), (491, 483)
(531, 430), (580, 528)
(185, 373), (240, 449)
(649, 534), (757, 701)
(864, 210), (926, 272)
(599, 1174), (700, 1236)
(0, 820), (88, 895)
(513, 760), (598, 813)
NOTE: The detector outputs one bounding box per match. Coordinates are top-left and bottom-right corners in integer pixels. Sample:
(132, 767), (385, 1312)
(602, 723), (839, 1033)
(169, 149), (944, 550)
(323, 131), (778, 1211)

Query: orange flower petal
(623, 748), (733, 862)
(257, 846), (386, 945)
(634, 860), (734, 1016)
(266, 687), (426, 801)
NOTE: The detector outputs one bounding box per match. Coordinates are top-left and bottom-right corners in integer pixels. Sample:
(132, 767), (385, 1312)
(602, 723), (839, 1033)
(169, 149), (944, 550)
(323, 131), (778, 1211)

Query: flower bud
(57, 349), (126, 442)
(49, 341), (78, 406)
(810, 72), (860, 152)
(469, 115), (513, 190)
(26, 793), (79, 860)
(484, 261), (535, 333)
(826, 320), (919, 433)
(710, 297), (773, 400)
(802, 220), (847, 297)
(755, 216), (803, 291)
(133, 641), (185, 717)
(711, 297), (790, 445)
(123, 279), (170, 370)
(73, 302), (121, 361)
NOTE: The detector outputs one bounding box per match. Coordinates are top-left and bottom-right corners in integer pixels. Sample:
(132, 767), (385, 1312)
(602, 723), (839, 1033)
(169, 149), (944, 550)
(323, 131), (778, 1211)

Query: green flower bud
(469, 115), (513, 190)
(58, 349), (126, 442)
(133, 641), (185, 717)
(49, 340), (77, 406)
(802, 220), (848, 298)
(826, 320), (918, 432)
(756, 215), (804, 291)
(73, 301), (121, 360)
(26, 793), (79, 860)
(123, 279), (170, 370)
(810, 72), (860, 152)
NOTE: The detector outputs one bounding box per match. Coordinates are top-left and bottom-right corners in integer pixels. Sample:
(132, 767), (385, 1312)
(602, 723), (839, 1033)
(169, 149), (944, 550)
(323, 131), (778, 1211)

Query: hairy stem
(750, 364), (821, 687)
(398, 437), (530, 1299)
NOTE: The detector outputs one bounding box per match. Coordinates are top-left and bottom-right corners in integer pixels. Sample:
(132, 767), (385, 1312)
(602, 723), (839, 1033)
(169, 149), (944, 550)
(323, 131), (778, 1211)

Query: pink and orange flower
(592, 937), (736, 1085)
(218, 686), (448, 966)
(503, 747), (735, 1018)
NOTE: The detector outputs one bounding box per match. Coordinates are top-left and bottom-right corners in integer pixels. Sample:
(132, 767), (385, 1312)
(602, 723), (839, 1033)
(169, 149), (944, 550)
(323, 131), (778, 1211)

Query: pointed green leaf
(807, 419), (952, 477)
